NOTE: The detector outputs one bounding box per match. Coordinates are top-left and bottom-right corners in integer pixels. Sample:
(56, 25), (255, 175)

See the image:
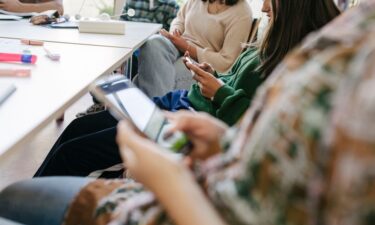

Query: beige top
(170, 0), (252, 73)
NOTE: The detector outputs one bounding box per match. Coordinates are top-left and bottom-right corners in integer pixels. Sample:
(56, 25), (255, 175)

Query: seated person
(0, 2), (374, 224)
(121, 0), (179, 31)
(0, 0), (63, 14)
(134, 0), (253, 98)
(32, 0), (340, 178)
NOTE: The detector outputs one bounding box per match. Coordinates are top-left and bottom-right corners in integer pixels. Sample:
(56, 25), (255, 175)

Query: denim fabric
(0, 177), (91, 225)
(0, 217), (24, 225)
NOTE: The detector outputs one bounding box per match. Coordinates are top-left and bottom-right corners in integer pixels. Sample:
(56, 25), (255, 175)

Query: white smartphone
(185, 56), (198, 77)
(91, 77), (191, 154)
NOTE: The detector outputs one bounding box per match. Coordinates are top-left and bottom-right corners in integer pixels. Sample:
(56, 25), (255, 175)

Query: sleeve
(212, 70), (264, 126)
(196, 16), (252, 73)
(169, 0), (191, 33)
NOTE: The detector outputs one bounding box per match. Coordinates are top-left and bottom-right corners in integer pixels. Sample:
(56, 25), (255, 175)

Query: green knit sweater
(188, 47), (264, 126)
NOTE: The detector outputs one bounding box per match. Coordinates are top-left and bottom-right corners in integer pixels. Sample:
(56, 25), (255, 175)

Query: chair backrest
(248, 18), (261, 44)
(242, 18), (261, 52)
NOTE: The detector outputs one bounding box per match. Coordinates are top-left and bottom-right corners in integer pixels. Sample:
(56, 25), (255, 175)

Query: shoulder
(224, 0), (252, 24)
(233, 0), (252, 13)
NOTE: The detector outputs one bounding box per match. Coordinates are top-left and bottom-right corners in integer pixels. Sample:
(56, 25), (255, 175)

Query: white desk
(0, 38), (132, 156)
(0, 20), (162, 49)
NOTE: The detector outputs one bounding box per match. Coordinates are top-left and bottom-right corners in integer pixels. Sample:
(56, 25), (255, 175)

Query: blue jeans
(0, 217), (24, 225)
(134, 34), (193, 97)
(0, 177), (91, 225)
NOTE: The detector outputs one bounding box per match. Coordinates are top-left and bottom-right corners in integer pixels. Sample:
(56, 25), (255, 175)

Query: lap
(0, 177), (92, 225)
(36, 126), (121, 177)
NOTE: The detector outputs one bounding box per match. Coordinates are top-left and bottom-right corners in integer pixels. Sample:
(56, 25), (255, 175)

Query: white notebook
(0, 83), (16, 106)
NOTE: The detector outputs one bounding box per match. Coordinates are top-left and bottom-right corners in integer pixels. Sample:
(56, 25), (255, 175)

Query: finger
(199, 62), (210, 70)
(116, 120), (152, 155)
(173, 30), (180, 37)
(186, 62), (208, 77)
(184, 51), (190, 57)
(159, 29), (171, 38)
(182, 57), (188, 65)
(192, 74), (203, 83)
(120, 145), (137, 170)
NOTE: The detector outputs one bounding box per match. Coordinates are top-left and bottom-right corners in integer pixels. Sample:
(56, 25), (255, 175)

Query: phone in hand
(91, 77), (191, 154)
(185, 56), (199, 77)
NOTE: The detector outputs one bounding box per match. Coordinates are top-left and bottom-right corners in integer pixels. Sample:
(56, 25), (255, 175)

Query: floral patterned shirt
(64, 1), (375, 225)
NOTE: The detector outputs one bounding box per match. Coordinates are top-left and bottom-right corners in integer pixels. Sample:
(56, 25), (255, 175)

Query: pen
(0, 69), (31, 77)
(0, 53), (37, 64)
(21, 39), (44, 46)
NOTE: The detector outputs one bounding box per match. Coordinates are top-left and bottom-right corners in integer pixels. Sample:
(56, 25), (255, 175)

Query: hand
(185, 61), (224, 99)
(166, 111), (228, 161)
(183, 52), (215, 75)
(160, 28), (189, 53)
(116, 120), (185, 190)
(0, 0), (22, 12)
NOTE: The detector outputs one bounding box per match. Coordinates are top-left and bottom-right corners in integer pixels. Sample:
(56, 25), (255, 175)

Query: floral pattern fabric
(65, 1), (375, 225)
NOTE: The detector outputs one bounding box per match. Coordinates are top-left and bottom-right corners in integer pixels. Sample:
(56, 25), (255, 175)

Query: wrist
(186, 44), (192, 53)
(153, 162), (191, 195)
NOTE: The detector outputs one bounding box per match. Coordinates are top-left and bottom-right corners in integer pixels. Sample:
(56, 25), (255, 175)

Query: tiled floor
(0, 94), (92, 190)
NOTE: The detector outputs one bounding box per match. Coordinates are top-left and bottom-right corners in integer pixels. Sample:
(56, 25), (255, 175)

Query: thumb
(121, 146), (138, 171)
(116, 120), (148, 155)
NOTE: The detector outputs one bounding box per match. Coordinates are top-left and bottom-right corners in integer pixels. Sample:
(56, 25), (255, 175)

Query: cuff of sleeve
(196, 46), (205, 63)
(213, 85), (235, 106)
(169, 24), (184, 33)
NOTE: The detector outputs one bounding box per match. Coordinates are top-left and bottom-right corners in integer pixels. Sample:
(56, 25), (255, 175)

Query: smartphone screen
(98, 79), (165, 141)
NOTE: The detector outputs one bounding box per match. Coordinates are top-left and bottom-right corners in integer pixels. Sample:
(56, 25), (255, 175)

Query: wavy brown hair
(201, 0), (239, 6)
(258, 0), (341, 76)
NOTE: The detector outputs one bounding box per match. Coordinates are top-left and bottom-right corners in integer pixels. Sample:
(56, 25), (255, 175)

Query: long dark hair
(258, 0), (341, 76)
(201, 0), (239, 6)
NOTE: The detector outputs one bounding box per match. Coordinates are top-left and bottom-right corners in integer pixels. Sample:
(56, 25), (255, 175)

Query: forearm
(153, 166), (227, 225)
(21, 1), (63, 14)
(187, 44), (197, 61)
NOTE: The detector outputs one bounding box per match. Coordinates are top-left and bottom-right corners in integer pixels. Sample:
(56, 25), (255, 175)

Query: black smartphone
(91, 77), (191, 154)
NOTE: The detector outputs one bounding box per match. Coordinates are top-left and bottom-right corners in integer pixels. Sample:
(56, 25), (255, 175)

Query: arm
(154, 166), (228, 225)
(186, 51), (263, 126)
(0, 0), (63, 14)
(169, 0), (191, 33)
(23, 0), (63, 14)
(116, 116), (229, 225)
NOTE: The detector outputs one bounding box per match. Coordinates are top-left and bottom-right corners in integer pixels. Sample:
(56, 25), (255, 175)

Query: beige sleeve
(196, 16), (252, 73)
(169, 0), (192, 33)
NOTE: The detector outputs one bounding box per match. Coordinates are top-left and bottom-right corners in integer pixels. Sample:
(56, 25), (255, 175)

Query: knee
(140, 34), (170, 58)
(0, 180), (34, 211)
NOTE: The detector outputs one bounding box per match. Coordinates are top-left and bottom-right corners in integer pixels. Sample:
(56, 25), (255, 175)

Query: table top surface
(0, 38), (132, 156)
(0, 20), (161, 49)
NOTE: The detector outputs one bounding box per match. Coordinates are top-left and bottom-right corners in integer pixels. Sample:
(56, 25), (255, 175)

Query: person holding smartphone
(133, 0), (253, 98)
(0, 0), (63, 14)
(32, 0), (340, 178)
(1, 2), (375, 224)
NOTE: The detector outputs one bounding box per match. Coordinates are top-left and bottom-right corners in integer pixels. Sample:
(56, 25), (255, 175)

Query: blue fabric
(153, 89), (191, 111)
(0, 177), (91, 225)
